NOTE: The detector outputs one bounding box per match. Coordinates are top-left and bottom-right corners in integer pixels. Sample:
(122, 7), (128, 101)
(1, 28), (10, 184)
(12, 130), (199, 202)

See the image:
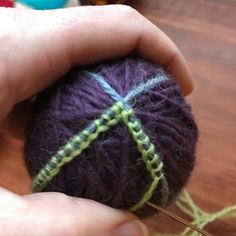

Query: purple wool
(24, 57), (198, 216)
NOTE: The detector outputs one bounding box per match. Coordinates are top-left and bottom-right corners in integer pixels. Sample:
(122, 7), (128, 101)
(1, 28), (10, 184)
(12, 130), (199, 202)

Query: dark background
(129, 0), (236, 235)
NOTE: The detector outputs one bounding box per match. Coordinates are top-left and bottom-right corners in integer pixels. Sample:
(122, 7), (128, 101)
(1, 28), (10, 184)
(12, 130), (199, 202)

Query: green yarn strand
(32, 101), (124, 192)
(154, 190), (236, 236)
(122, 108), (169, 211)
(130, 173), (163, 212)
(177, 191), (236, 236)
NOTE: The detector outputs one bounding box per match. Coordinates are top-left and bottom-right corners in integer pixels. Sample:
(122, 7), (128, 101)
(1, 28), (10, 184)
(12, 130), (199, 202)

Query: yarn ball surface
(25, 57), (198, 216)
(18, 0), (68, 9)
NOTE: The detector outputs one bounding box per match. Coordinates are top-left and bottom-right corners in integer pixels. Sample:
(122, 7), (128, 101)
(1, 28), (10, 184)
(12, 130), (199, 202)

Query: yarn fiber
(18, 0), (68, 9)
(24, 57), (198, 216)
(0, 0), (14, 7)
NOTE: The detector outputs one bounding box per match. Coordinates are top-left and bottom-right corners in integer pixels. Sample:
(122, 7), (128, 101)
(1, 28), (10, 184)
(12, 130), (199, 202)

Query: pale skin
(0, 5), (193, 236)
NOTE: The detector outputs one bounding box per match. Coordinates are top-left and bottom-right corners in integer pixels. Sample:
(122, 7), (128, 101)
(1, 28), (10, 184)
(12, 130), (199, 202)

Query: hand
(0, 5), (193, 236)
(0, 5), (192, 121)
(0, 188), (148, 236)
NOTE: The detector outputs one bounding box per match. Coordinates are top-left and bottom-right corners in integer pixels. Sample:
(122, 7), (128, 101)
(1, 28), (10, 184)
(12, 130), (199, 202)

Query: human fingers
(0, 6), (192, 121)
(0, 188), (148, 236)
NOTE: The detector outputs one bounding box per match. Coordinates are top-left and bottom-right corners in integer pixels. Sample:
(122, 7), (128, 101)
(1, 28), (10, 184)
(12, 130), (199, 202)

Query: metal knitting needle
(147, 201), (212, 236)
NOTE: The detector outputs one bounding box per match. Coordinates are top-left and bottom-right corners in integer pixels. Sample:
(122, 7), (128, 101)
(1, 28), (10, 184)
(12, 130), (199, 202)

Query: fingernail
(113, 220), (149, 236)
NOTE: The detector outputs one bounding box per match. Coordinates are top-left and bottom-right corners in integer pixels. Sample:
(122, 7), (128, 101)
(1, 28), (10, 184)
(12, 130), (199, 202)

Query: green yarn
(122, 109), (168, 211)
(155, 190), (236, 236)
(32, 101), (123, 192)
(32, 101), (168, 211)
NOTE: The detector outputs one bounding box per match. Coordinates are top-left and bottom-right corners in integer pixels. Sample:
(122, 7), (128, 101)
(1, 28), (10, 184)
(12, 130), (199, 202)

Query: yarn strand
(154, 190), (236, 236)
(124, 71), (169, 102)
(32, 102), (124, 191)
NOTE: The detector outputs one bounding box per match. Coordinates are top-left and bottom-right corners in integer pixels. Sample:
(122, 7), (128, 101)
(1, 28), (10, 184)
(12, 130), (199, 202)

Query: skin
(0, 5), (193, 236)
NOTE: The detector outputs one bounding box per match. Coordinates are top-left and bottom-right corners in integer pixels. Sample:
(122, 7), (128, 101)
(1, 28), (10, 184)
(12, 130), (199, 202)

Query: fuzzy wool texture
(24, 57), (198, 216)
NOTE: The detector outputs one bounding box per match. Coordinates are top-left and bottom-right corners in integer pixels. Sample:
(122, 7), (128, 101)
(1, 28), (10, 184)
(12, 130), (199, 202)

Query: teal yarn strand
(84, 72), (124, 103)
(124, 71), (169, 102)
(18, 0), (68, 9)
(85, 70), (169, 107)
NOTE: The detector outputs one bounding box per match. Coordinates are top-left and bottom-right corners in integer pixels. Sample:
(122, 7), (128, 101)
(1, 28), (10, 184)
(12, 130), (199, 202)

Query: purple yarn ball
(24, 57), (198, 216)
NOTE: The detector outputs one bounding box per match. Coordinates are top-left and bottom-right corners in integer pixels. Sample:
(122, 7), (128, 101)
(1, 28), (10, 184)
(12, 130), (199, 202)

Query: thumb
(61, 195), (149, 236)
(3, 190), (148, 236)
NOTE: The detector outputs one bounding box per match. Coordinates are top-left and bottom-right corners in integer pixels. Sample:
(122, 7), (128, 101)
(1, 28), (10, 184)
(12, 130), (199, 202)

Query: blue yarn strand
(124, 72), (169, 102)
(85, 72), (123, 102)
(85, 70), (170, 107)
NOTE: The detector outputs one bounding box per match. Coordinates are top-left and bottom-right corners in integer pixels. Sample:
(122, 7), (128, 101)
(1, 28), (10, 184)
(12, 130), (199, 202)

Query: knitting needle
(147, 201), (212, 236)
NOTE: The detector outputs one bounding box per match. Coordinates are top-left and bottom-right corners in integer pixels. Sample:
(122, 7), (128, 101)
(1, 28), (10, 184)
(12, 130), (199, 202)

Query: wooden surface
(0, 1), (235, 235)
(129, 0), (236, 235)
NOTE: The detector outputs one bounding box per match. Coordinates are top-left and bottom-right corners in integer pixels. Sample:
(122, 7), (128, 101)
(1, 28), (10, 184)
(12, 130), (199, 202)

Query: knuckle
(116, 5), (142, 20)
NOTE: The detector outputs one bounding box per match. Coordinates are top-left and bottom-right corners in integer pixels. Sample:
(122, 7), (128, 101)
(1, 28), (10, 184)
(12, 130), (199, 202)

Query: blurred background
(128, 1), (236, 235)
(0, 0), (235, 235)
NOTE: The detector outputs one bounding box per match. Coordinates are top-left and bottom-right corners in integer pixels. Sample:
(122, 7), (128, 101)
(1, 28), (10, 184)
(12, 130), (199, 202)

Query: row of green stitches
(32, 101), (124, 192)
(32, 100), (168, 211)
(121, 108), (169, 211)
